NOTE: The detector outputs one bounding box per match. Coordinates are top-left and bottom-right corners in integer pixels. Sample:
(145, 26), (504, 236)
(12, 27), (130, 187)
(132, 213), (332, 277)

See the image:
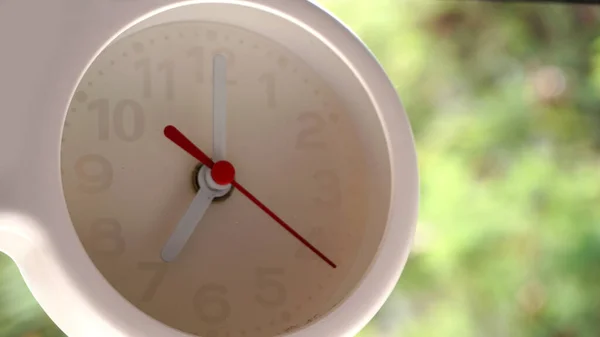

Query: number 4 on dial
(295, 227), (324, 261)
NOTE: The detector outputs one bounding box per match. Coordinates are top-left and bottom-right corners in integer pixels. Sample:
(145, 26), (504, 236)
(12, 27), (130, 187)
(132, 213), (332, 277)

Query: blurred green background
(3, 0), (600, 336)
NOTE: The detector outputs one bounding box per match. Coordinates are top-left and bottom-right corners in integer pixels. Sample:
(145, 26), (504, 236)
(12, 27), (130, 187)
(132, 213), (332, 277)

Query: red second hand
(164, 125), (337, 269)
(230, 181), (336, 268)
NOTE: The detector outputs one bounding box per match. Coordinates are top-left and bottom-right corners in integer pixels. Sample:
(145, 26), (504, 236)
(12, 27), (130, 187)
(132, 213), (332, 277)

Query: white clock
(0, 1), (419, 336)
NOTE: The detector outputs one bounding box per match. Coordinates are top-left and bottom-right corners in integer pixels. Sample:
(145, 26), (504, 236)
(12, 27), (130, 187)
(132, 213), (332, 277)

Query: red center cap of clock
(211, 160), (236, 186)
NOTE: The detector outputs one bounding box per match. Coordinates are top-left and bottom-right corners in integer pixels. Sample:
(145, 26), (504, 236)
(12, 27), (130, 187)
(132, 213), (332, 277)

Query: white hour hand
(161, 185), (218, 262)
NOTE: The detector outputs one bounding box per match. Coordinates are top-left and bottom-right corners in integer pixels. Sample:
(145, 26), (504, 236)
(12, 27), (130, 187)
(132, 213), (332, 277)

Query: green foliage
(318, 0), (600, 336)
(0, 255), (64, 337)
(2, 1), (600, 336)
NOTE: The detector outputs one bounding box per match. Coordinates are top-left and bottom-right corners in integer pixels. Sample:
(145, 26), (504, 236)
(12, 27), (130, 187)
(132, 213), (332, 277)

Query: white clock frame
(0, 0), (419, 336)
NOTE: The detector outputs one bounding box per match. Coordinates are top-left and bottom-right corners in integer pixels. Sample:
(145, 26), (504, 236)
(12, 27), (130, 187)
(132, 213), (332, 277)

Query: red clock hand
(165, 125), (216, 168)
(229, 181), (336, 269)
(164, 125), (337, 269)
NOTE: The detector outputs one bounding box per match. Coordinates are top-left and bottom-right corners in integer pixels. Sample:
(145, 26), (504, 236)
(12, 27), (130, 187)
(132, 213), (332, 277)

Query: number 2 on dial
(296, 112), (327, 150)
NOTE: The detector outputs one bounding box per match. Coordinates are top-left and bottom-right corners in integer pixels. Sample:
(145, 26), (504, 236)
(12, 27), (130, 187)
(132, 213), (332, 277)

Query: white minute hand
(213, 54), (227, 161)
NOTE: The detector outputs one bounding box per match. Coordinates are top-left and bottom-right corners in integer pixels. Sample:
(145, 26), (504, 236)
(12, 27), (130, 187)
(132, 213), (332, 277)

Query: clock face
(60, 20), (388, 337)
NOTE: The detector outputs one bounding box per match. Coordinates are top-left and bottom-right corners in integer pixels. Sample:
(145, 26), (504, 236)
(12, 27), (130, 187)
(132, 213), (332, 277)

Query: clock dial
(60, 21), (386, 336)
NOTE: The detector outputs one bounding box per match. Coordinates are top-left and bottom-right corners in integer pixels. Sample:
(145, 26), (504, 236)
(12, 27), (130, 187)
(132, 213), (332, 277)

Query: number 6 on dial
(193, 284), (231, 324)
(255, 268), (286, 307)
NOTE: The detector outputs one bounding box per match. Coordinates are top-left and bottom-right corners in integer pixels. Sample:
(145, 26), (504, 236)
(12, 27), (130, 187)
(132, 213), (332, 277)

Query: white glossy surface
(0, 0), (419, 336)
(212, 54), (228, 162)
(161, 166), (225, 263)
